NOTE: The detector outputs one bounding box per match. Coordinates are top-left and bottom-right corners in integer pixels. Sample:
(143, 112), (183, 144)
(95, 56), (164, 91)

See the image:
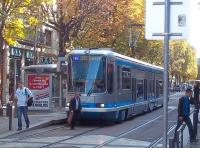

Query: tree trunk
(58, 26), (70, 57)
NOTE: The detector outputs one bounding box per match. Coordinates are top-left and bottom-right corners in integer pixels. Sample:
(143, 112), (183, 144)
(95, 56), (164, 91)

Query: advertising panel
(27, 74), (51, 110)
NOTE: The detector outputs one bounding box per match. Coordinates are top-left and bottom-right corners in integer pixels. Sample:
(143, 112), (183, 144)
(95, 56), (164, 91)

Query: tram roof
(70, 48), (163, 71)
(24, 64), (57, 70)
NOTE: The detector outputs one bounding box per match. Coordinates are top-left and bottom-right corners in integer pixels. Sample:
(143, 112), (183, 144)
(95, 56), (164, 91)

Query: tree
(169, 41), (197, 84)
(74, 0), (144, 52)
(41, 0), (116, 56)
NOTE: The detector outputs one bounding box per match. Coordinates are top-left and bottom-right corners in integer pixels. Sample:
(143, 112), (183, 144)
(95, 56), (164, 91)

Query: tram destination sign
(145, 0), (189, 40)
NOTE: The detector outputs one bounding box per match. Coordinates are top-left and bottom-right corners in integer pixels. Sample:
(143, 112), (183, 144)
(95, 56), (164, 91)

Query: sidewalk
(0, 110), (66, 138)
(186, 124), (200, 148)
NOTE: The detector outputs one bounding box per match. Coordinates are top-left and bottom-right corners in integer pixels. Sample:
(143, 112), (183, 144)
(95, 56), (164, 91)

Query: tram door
(144, 79), (147, 101)
(132, 78), (136, 103)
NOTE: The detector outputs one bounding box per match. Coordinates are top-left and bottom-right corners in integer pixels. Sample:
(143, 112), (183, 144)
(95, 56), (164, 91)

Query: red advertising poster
(27, 74), (50, 110)
(28, 75), (49, 90)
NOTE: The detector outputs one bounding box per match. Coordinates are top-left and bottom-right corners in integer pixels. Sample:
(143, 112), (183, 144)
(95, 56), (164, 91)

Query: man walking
(15, 81), (33, 131)
(69, 91), (82, 130)
(193, 82), (200, 139)
(174, 88), (195, 144)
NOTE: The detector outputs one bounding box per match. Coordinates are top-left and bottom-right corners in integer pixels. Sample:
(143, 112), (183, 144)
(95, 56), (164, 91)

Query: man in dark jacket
(174, 88), (195, 143)
(69, 91), (82, 130)
(193, 82), (200, 138)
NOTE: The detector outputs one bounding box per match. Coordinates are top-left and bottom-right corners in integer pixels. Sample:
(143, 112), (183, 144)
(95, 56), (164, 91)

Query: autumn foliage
(0, 0), (198, 82)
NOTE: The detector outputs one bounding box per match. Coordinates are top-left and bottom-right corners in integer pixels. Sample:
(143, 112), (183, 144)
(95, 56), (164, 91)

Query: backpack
(25, 88), (33, 107)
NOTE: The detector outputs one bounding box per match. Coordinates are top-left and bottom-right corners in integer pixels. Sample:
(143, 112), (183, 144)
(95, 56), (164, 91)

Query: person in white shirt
(15, 81), (32, 131)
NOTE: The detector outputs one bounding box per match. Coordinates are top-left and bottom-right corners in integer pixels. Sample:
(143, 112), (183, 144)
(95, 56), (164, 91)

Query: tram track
(40, 126), (103, 148)
(93, 109), (175, 148)
(37, 108), (176, 148)
(146, 124), (177, 148)
(0, 125), (66, 145)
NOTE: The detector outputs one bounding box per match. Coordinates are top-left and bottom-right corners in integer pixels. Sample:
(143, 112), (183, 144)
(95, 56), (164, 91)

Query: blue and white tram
(66, 48), (163, 121)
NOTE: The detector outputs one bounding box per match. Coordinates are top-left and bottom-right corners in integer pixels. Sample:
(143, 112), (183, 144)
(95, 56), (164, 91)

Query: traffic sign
(57, 56), (68, 73)
(145, 0), (189, 40)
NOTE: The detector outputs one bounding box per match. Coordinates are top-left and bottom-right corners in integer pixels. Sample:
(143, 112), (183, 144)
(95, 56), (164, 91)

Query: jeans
(17, 106), (30, 129)
(193, 104), (199, 137)
(174, 116), (194, 142)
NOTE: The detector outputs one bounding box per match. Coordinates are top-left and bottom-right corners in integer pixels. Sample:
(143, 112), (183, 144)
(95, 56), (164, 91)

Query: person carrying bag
(14, 81), (33, 130)
(68, 91), (82, 130)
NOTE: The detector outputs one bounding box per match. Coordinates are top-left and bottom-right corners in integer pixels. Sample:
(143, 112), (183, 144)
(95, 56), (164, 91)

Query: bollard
(0, 106), (3, 116)
(13, 101), (17, 118)
(6, 103), (12, 130)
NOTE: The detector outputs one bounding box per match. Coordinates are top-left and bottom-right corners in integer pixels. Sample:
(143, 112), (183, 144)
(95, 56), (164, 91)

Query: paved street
(0, 92), (197, 148)
(0, 111), (66, 139)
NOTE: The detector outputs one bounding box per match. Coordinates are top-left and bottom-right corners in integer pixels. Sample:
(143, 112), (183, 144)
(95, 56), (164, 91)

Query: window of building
(122, 67), (131, 89)
(45, 30), (52, 47)
(136, 79), (144, 100)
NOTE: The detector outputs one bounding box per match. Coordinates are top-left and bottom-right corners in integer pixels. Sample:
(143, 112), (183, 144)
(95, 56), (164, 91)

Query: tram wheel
(148, 102), (155, 112)
(117, 110), (126, 123)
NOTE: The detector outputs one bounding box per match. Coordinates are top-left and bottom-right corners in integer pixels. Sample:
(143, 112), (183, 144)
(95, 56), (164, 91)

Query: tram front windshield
(68, 55), (106, 93)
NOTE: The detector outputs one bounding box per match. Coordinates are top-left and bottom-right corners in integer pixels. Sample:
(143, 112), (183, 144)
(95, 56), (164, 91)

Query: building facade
(0, 25), (59, 105)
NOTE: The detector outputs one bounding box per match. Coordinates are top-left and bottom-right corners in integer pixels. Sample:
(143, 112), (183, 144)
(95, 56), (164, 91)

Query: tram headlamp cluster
(96, 103), (105, 108)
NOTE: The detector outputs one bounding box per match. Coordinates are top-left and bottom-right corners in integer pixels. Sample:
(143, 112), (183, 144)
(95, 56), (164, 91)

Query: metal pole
(33, 26), (37, 65)
(59, 73), (63, 109)
(163, 0), (170, 147)
(13, 59), (17, 118)
(181, 131), (183, 148)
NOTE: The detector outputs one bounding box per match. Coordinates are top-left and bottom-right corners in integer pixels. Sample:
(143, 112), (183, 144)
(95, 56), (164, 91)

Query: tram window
(136, 79), (144, 100)
(68, 55), (106, 93)
(107, 64), (113, 93)
(122, 67), (131, 89)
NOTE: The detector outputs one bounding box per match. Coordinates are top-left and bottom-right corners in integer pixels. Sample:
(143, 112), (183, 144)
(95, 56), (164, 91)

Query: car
(173, 85), (181, 92)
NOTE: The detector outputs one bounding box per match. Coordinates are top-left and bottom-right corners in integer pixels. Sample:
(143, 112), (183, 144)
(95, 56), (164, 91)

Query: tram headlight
(100, 104), (105, 108)
(67, 103), (70, 107)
